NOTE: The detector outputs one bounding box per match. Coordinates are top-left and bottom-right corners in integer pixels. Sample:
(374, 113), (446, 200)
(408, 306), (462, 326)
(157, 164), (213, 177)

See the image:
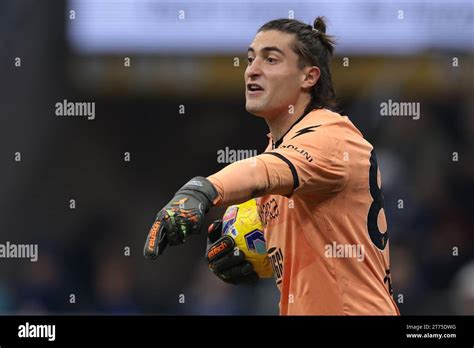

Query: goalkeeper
(143, 17), (399, 315)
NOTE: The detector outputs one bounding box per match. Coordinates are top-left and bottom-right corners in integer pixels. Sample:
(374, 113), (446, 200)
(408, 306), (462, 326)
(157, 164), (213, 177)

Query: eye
(247, 57), (254, 64)
(266, 57), (277, 64)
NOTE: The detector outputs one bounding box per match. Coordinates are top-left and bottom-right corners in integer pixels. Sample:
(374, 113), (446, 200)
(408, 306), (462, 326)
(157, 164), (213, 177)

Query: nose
(245, 58), (262, 79)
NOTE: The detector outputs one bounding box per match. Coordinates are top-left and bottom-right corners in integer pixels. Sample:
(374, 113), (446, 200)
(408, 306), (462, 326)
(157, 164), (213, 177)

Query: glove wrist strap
(177, 176), (218, 208)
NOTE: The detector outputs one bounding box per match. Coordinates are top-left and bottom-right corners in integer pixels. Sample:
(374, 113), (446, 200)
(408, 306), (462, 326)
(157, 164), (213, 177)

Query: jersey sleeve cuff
(261, 152), (299, 196)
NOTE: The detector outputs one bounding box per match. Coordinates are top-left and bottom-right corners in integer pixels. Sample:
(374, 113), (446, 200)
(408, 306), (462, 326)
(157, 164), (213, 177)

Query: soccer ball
(222, 199), (273, 278)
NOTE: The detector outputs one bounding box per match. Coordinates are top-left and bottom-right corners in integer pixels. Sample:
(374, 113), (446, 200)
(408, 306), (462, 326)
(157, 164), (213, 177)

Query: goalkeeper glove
(205, 220), (258, 285)
(143, 176), (218, 259)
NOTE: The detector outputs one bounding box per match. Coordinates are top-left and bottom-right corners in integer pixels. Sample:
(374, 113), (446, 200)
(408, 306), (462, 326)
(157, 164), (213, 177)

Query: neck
(265, 98), (311, 142)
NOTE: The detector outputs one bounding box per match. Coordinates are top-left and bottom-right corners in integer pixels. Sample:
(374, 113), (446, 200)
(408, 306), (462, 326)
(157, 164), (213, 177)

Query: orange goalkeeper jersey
(256, 108), (400, 315)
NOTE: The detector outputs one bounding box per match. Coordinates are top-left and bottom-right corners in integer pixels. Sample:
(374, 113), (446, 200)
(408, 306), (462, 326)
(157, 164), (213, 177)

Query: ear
(301, 66), (320, 90)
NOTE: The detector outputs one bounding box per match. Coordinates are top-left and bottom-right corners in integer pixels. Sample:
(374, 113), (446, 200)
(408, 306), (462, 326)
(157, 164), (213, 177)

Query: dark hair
(258, 17), (337, 113)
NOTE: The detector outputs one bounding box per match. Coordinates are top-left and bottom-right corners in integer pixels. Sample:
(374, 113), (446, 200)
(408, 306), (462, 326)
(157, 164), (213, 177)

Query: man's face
(245, 30), (305, 119)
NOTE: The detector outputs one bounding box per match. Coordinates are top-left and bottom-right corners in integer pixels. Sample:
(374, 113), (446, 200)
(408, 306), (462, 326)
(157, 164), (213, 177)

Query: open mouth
(247, 83), (264, 95)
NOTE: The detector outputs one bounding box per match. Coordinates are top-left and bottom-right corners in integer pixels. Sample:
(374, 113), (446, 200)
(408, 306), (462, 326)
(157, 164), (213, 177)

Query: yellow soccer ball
(222, 199), (273, 278)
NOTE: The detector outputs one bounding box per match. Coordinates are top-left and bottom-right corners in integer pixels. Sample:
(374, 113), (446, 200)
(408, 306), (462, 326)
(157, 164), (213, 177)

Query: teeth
(248, 84), (262, 91)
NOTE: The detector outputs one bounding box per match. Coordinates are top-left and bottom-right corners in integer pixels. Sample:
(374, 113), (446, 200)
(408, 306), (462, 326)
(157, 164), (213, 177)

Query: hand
(205, 220), (259, 285)
(143, 177), (218, 259)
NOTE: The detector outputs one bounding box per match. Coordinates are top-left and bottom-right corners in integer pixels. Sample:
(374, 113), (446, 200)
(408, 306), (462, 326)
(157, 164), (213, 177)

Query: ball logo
(244, 229), (267, 254)
(222, 206), (238, 235)
(228, 227), (238, 237)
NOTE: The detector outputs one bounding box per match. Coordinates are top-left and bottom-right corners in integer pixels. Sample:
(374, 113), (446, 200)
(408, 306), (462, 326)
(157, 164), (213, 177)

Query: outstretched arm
(142, 154), (294, 259)
(208, 154), (295, 206)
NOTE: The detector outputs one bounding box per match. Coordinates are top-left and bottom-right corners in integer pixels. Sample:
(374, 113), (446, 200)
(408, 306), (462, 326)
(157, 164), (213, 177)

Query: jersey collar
(269, 108), (317, 149)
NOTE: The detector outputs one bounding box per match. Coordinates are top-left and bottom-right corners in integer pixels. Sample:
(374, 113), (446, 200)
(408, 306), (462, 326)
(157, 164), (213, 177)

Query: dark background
(0, 0), (472, 315)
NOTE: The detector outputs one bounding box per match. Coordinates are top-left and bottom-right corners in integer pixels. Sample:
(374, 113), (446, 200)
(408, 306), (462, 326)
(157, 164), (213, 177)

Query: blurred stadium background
(0, 0), (472, 315)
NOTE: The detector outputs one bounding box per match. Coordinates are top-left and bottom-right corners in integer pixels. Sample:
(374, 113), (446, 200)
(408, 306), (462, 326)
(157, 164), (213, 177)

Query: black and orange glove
(143, 177), (218, 259)
(205, 220), (258, 285)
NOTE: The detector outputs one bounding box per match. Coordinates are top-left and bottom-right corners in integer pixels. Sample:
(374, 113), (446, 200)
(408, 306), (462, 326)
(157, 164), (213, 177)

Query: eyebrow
(248, 46), (286, 56)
